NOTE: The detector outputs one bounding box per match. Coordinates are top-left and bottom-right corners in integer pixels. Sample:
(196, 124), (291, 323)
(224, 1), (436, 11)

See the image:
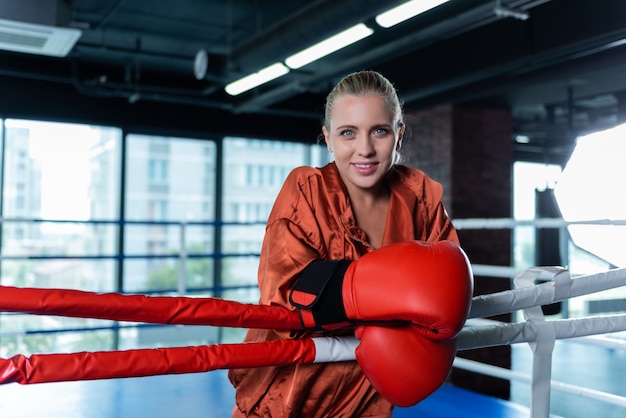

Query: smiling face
(323, 94), (403, 196)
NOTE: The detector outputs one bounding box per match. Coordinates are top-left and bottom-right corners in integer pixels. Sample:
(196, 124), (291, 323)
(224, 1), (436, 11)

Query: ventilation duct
(0, 18), (80, 57)
(0, 0), (81, 57)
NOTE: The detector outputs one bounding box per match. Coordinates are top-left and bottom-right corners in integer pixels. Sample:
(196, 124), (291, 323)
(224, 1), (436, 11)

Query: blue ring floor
(0, 369), (549, 418)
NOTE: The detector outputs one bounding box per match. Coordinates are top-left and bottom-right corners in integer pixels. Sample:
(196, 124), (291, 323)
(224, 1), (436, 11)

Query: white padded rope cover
(307, 267), (626, 418)
(469, 267), (626, 319)
(312, 335), (359, 363)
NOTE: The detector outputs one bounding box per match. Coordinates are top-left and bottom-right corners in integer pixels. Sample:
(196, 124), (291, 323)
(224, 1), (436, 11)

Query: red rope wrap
(0, 285), (303, 330)
(1, 338), (317, 385)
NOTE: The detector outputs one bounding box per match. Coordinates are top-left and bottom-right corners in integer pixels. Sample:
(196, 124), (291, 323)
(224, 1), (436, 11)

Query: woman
(229, 70), (459, 417)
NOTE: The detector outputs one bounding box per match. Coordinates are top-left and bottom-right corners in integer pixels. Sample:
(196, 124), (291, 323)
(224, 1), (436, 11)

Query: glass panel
(2, 120), (121, 288)
(1, 119), (122, 354)
(513, 161), (562, 270)
(221, 138), (331, 300)
(0, 259), (116, 291)
(1, 221), (118, 257)
(3, 119), (121, 221)
(124, 134), (216, 293)
(118, 324), (219, 350)
(513, 161), (614, 320)
(0, 317), (115, 357)
(221, 139), (329, 343)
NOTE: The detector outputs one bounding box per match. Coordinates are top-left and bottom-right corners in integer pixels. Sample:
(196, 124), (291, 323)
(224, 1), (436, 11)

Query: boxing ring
(1, 218), (626, 417)
(458, 265), (626, 417)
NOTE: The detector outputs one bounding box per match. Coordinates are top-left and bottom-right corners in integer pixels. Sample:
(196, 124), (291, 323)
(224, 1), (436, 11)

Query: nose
(355, 134), (375, 156)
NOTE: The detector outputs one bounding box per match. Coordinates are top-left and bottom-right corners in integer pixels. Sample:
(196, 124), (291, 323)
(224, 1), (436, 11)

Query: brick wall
(402, 105), (454, 213)
(403, 103), (514, 399)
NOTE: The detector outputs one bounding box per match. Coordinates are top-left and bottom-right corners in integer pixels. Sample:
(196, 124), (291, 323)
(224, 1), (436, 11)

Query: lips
(352, 162), (378, 174)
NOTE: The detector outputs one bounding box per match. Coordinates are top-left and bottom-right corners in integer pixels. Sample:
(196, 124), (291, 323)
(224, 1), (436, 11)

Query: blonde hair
(322, 70), (405, 164)
(323, 70), (404, 134)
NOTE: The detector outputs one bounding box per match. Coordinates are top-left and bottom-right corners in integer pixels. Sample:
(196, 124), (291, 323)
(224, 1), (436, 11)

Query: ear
(396, 124), (405, 150)
(322, 126), (333, 153)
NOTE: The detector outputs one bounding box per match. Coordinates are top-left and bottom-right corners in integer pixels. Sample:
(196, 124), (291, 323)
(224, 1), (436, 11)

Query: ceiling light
(225, 63), (290, 96)
(375, 0), (449, 28)
(284, 23), (374, 69)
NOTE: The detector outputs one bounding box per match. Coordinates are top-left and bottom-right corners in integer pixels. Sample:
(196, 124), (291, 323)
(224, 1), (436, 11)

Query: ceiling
(1, 0), (626, 164)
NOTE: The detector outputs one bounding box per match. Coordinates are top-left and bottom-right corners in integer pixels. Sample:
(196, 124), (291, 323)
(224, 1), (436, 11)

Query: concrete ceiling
(1, 0), (626, 165)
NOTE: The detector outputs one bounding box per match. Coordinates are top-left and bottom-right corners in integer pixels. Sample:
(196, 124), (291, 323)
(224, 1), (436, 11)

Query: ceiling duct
(0, 0), (81, 57)
(230, 0), (404, 74)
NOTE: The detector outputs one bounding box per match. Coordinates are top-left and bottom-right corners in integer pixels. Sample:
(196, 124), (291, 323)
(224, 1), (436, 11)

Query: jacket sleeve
(256, 168), (327, 338)
(428, 201), (459, 244)
(420, 173), (460, 245)
(257, 218), (320, 308)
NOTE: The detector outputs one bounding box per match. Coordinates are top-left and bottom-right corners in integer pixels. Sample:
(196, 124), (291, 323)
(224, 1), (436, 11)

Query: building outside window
(0, 120), (331, 354)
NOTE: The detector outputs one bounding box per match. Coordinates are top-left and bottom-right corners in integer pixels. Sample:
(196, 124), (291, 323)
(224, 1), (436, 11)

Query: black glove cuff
(289, 259), (352, 328)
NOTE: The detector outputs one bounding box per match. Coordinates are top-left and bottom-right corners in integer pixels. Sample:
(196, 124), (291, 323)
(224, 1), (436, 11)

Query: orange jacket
(229, 162), (458, 418)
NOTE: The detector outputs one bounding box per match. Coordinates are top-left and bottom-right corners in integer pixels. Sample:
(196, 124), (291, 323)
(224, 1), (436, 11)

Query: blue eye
(373, 127), (390, 136)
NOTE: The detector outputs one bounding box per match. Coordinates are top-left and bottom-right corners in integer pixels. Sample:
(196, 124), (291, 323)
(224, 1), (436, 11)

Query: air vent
(0, 18), (81, 57)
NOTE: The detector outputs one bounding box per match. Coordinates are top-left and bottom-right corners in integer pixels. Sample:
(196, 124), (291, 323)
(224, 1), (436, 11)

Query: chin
(354, 177), (385, 190)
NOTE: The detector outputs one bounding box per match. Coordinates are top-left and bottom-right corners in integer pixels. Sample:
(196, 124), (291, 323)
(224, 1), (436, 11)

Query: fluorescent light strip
(375, 0), (449, 28)
(285, 23), (374, 69)
(225, 63), (290, 96)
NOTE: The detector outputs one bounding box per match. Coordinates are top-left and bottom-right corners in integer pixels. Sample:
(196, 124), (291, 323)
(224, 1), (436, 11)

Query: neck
(345, 182), (389, 208)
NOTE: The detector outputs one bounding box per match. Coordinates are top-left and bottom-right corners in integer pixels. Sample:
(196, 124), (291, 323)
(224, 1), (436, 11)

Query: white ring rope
(4, 217), (624, 416)
(470, 263), (523, 278)
(449, 217), (626, 416)
(570, 334), (626, 350)
(469, 267), (626, 319)
(316, 265), (626, 418)
(459, 315), (626, 350)
(453, 217), (626, 229)
(453, 357), (626, 408)
(459, 266), (626, 418)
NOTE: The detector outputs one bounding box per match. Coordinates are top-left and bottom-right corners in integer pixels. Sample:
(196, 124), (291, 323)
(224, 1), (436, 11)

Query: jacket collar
(321, 163), (418, 248)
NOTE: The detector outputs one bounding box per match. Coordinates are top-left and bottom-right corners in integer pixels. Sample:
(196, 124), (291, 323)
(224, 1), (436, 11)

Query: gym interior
(1, 1), (626, 417)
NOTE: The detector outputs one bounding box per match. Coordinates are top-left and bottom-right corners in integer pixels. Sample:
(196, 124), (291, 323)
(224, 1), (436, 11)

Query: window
(148, 158), (168, 182)
(221, 137), (330, 298)
(513, 161), (614, 319)
(1, 119), (122, 356)
(0, 122), (332, 354)
(125, 134), (217, 295)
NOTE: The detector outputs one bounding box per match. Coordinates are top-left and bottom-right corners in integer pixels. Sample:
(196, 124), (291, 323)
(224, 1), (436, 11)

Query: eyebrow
(335, 123), (392, 131)
(335, 124), (356, 131)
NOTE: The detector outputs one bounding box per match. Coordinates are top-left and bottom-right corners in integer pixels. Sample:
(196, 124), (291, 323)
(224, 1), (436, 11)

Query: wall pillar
(404, 103), (513, 399)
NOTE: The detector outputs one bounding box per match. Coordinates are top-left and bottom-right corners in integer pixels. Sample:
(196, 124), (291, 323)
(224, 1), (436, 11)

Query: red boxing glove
(345, 240), (473, 339)
(355, 323), (457, 407)
(290, 240), (473, 339)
